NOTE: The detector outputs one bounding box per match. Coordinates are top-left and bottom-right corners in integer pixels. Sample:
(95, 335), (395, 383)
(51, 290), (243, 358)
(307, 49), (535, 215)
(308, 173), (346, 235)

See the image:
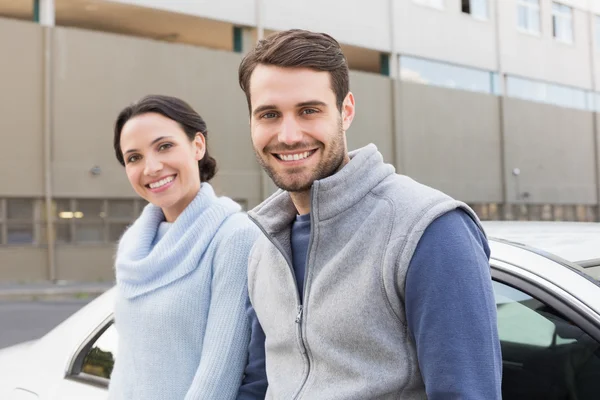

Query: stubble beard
(255, 119), (346, 193)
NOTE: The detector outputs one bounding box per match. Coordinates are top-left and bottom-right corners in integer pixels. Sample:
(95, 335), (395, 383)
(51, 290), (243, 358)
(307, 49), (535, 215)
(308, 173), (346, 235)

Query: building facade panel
(498, 0), (593, 89)
(104, 0), (256, 26)
(399, 82), (503, 203)
(0, 18), (45, 196)
(261, 0), (391, 52)
(395, 0), (498, 71)
(0, 248), (48, 282)
(56, 246), (116, 282)
(51, 26), (260, 202)
(503, 97), (597, 204)
(347, 71), (395, 164)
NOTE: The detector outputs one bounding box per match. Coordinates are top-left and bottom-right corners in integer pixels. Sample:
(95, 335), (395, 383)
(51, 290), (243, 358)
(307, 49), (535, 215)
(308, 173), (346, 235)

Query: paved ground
(0, 299), (92, 349)
(0, 281), (113, 349)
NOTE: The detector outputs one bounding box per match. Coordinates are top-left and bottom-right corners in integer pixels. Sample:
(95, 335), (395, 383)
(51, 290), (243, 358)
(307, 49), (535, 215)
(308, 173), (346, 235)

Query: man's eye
(262, 112), (278, 119)
(302, 108), (318, 115)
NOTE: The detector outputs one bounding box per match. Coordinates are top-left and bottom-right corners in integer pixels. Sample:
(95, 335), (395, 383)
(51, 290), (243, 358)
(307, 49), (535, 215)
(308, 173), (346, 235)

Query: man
(236, 29), (502, 399)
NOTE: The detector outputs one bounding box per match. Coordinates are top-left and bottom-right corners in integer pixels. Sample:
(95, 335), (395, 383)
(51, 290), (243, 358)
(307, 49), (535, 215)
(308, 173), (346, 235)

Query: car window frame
(491, 262), (600, 344)
(66, 314), (115, 389)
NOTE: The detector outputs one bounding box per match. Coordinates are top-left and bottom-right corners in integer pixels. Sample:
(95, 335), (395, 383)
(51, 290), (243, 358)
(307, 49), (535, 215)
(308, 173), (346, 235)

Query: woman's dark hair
(113, 94), (217, 182)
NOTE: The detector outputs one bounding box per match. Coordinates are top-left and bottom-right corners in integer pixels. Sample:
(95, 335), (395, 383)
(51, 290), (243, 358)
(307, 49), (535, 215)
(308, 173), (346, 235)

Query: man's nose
(278, 116), (303, 145)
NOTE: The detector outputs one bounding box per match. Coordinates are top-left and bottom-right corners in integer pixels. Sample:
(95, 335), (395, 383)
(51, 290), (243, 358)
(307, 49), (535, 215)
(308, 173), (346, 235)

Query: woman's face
(120, 112), (205, 222)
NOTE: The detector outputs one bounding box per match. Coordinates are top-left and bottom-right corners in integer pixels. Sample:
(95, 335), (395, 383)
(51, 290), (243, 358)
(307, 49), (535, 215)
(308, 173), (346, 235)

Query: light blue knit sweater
(109, 183), (260, 400)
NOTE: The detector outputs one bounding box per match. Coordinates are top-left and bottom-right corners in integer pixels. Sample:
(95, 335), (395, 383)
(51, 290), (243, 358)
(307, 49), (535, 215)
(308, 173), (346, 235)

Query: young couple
(109, 29), (502, 400)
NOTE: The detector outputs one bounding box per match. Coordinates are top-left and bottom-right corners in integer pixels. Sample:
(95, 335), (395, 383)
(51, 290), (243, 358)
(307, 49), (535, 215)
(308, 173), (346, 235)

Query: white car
(2, 221), (600, 399)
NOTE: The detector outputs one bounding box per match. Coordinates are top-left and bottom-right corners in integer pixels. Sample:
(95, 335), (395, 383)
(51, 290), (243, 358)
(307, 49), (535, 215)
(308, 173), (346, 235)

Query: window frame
(462, 0), (489, 21)
(412, 0), (445, 11)
(516, 0), (542, 36)
(3, 198), (37, 246)
(400, 54), (497, 95)
(552, 2), (574, 44)
(67, 315), (115, 389)
(491, 264), (600, 344)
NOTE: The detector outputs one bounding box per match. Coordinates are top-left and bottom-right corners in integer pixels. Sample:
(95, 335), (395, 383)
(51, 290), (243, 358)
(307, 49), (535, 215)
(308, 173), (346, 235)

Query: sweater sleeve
(405, 209), (503, 400)
(236, 296), (268, 399)
(184, 222), (260, 400)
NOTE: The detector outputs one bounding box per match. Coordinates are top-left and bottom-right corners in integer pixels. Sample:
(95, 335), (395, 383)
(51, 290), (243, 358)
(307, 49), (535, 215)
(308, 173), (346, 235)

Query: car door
(491, 265), (600, 400)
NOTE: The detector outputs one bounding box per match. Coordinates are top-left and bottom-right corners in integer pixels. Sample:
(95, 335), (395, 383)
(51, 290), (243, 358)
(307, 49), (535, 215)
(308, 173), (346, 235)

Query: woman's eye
(127, 155), (140, 163)
(158, 143), (173, 151)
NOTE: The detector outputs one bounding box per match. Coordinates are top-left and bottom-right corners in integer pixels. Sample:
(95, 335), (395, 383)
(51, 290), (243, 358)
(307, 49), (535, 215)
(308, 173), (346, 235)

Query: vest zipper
(247, 215), (312, 398)
(292, 186), (318, 399)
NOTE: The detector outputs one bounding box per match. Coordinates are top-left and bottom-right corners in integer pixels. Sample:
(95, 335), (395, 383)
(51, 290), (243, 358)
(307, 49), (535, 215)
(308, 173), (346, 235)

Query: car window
(79, 322), (118, 382)
(493, 281), (600, 400)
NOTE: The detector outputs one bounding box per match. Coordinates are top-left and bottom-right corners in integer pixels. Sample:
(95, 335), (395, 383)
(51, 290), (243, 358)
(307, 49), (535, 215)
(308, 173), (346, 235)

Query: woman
(109, 94), (259, 399)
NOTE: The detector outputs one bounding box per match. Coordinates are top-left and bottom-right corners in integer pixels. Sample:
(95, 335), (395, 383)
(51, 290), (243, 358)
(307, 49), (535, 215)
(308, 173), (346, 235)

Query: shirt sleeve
(236, 297), (268, 400)
(184, 225), (258, 400)
(405, 209), (503, 400)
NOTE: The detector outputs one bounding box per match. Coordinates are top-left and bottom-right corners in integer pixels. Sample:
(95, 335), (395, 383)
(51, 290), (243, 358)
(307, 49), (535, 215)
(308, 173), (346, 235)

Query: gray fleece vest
(248, 144), (482, 400)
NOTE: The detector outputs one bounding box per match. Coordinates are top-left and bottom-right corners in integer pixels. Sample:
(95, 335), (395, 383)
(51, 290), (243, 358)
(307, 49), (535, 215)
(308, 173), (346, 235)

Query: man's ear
(194, 133), (206, 161)
(341, 92), (355, 131)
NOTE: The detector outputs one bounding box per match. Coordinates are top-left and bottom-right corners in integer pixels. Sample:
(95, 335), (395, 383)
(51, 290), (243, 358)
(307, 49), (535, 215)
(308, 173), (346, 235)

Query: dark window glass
(109, 223), (130, 242)
(108, 200), (134, 219)
(74, 223), (104, 243)
(80, 323), (117, 382)
(7, 224), (34, 244)
(6, 199), (33, 220)
(494, 281), (600, 399)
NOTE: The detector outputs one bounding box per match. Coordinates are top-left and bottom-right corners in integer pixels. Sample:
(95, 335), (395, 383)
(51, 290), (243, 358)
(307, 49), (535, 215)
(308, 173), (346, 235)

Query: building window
(462, 0), (488, 20)
(413, 0), (444, 10)
(5, 199), (34, 245)
(400, 55), (496, 95)
(50, 199), (143, 244)
(552, 3), (574, 43)
(517, 0), (541, 34)
(506, 75), (589, 111)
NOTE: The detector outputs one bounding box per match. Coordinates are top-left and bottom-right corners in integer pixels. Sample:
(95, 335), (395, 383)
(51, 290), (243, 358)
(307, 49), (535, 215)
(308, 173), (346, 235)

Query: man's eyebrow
(124, 136), (173, 155)
(297, 100), (327, 108)
(252, 105), (277, 117)
(252, 101), (328, 117)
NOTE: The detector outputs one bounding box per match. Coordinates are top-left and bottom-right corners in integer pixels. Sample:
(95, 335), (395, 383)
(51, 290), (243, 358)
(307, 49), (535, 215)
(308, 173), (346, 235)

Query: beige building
(0, 0), (599, 282)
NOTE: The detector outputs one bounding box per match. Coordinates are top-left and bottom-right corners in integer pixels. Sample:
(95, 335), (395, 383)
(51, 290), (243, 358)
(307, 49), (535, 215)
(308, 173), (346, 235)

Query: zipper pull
(295, 305), (303, 323)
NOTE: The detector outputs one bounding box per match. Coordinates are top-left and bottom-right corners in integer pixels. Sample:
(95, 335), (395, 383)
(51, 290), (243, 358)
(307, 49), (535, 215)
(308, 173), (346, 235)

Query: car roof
(482, 220), (600, 266)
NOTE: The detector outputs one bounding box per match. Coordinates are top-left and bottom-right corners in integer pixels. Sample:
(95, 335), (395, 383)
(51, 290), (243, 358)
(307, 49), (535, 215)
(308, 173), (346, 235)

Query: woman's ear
(194, 133), (206, 161)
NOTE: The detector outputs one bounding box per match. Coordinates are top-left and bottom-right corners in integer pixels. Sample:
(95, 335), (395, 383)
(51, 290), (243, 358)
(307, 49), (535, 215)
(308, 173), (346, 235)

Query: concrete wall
(51, 26), (262, 206)
(347, 71), (395, 164)
(56, 246), (115, 281)
(262, 0), (391, 52)
(0, 248), (47, 282)
(503, 98), (597, 204)
(398, 82), (503, 203)
(395, 0), (498, 71)
(106, 0), (256, 26)
(0, 18), (45, 196)
(498, 0), (593, 90)
(100, 0), (600, 90)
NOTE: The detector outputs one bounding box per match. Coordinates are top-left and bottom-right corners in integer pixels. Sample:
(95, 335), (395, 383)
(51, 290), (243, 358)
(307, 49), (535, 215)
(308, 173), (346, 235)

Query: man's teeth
(279, 151), (312, 161)
(149, 176), (174, 189)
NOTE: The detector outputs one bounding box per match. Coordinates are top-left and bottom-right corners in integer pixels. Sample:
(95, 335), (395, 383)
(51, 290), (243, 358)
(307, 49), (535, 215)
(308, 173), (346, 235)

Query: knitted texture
(109, 183), (260, 400)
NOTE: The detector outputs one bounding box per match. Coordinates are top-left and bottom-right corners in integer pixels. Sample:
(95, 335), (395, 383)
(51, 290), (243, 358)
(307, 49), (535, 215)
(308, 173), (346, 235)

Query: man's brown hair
(238, 29), (350, 112)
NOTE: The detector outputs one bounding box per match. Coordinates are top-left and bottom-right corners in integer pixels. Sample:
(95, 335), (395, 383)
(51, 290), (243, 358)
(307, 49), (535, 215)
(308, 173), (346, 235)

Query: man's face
(248, 65), (355, 192)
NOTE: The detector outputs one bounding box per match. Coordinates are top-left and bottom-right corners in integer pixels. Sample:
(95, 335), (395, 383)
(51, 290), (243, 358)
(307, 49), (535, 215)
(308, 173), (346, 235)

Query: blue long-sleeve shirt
(237, 209), (502, 399)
